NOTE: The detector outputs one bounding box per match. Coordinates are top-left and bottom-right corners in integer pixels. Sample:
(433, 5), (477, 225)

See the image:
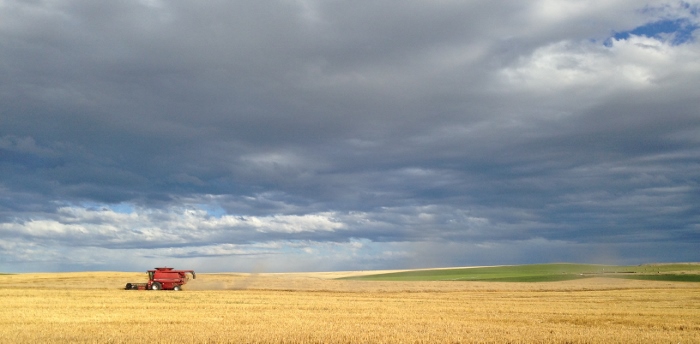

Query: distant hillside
(338, 263), (700, 282)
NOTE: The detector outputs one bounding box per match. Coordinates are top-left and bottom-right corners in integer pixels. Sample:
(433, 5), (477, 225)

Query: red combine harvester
(125, 267), (196, 291)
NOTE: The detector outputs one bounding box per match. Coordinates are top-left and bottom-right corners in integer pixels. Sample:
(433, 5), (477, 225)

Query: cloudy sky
(1, 0), (699, 273)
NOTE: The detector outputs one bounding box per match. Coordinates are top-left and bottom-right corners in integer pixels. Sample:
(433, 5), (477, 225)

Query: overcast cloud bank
(1, 0), (699, 272)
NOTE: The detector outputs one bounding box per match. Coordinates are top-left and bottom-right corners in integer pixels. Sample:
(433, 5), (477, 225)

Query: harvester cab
(125, 267), (196, 291)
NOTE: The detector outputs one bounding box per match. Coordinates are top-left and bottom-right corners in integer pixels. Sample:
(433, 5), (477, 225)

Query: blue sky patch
(607, 18), (698, 46)
(196, 204), (227, 218)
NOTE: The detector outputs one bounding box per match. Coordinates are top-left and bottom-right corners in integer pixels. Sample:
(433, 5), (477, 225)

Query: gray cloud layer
(1, 0), (699, 272)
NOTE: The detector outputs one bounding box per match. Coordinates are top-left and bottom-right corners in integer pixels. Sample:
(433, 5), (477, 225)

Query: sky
(1, 0), (699, 273)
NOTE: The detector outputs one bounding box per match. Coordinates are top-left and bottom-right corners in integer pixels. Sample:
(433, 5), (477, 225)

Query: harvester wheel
(125, 283), (132, 290)
(173, 285), (182, 291)
(151, 282), (162, 290)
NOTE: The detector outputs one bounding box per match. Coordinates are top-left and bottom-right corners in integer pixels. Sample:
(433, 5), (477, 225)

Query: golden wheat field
(1, 271), (699, 343)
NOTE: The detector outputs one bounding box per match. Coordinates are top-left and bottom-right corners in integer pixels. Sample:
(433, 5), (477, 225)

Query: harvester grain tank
(125, 267), (196, 291)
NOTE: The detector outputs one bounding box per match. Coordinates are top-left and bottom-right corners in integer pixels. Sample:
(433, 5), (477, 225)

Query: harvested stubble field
(1, 270), (699, 343)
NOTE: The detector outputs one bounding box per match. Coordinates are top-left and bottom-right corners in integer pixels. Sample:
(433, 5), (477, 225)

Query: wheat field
(1, 271), (699, 343)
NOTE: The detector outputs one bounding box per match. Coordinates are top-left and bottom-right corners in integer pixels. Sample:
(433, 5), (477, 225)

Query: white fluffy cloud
(500, 32), (700, 97)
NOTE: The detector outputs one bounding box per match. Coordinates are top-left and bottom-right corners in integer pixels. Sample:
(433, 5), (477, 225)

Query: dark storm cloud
(1, 0), (699, 272)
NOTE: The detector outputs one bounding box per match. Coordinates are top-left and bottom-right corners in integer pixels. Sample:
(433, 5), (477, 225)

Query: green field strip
(339, 263), (700, 282)
(607, 274), (700, 282)
(340, 264), (606, 281)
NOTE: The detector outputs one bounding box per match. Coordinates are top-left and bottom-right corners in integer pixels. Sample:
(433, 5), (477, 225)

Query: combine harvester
(125, 267), (196, 291)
